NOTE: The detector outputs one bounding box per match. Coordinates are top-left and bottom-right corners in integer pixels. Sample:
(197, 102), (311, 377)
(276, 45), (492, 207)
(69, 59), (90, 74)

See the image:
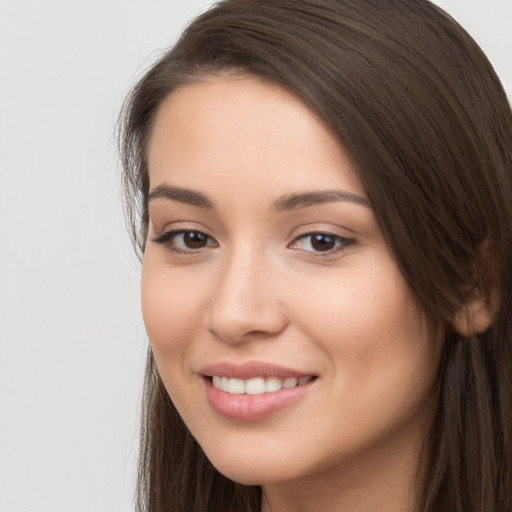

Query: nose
(205, 246), (287, 344)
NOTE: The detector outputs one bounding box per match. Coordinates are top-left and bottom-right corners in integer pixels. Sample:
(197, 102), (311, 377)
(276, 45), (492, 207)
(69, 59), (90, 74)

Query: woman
(118, 0), (512, 511)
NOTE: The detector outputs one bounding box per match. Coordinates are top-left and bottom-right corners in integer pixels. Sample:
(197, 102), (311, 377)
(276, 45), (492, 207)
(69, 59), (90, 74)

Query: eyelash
(152, 229), (355, 256)
(289, 232), (355, 256)
(152, 229), (217, 255)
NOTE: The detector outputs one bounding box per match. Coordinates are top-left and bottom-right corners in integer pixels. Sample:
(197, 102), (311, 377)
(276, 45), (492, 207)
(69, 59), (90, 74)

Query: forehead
(147, 76), (366, 199)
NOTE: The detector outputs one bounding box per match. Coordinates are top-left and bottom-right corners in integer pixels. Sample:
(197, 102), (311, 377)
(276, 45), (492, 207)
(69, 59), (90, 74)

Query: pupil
(311, 234), (335, 251)
(184, 232), (207, 248)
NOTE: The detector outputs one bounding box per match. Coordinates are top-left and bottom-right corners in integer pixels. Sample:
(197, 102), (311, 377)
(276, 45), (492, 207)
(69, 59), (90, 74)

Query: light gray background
(0, 1), (510, 511)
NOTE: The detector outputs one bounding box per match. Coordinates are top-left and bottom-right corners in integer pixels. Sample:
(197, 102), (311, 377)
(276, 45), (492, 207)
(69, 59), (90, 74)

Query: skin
(142, 76), (444, 512)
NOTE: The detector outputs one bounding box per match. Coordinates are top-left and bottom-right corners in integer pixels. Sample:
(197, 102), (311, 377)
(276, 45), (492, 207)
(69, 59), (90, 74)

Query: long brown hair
(118, 1), (512, 510)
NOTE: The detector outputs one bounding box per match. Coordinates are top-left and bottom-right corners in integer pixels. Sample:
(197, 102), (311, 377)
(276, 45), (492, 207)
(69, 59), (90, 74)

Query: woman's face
(142, 76), (443, 488)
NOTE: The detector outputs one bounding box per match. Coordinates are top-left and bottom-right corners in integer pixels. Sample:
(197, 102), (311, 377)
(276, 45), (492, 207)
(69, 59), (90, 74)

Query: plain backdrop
(0, 1), (510, 511)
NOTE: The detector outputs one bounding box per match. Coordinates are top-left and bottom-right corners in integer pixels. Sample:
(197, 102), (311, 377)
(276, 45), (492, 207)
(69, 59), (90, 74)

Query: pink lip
(199, 361), (312, 379)
(199, 361), (317, 422)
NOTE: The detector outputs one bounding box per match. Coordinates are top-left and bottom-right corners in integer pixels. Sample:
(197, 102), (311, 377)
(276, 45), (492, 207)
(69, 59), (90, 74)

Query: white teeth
(265, 377), (282, 392)
(282, 377), (298, 388)
(246, 377), (266, 395)
(211, 375), (314, 394)
(228, 378), (245, 394)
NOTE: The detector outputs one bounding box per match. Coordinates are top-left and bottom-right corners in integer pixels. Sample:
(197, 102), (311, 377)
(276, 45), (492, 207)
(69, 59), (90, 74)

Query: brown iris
(310, 233), (336, 251)
(183, 231), (209, 249)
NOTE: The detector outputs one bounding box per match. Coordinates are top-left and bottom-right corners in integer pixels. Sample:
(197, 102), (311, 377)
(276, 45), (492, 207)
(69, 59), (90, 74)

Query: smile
(211, 375), (314, 395)
(200, 362), (318, 421)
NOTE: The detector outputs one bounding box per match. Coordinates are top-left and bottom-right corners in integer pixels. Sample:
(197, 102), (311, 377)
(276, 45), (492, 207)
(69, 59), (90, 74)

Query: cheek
(287, 260), (439, 389)
(140, 256), (206, 361)
(285, 268), (441, 459)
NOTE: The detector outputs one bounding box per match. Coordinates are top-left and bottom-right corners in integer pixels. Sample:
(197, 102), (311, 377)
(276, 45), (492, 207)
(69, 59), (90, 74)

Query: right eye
(152, 230), (218, 253)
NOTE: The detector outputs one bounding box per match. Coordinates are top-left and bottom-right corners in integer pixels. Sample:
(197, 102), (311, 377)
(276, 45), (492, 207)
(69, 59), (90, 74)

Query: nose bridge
(206, 239), (285, 343)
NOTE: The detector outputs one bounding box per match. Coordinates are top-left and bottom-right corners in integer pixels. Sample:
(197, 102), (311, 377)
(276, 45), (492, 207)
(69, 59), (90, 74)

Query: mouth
(207, 375), (316, 395)
(200, 362), (318, 421)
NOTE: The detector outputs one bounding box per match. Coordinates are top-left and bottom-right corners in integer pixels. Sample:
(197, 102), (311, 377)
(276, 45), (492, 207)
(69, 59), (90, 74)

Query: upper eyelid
(292, 229), (352, 238)
(287, 217), (357, 233)
(153, 228), (216, 242)
(288, 224), (357, 241)
(152, 221), (215, 238)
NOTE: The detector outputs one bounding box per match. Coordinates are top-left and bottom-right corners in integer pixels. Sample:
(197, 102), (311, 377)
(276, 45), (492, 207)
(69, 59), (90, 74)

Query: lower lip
(203, 378), (315, 421)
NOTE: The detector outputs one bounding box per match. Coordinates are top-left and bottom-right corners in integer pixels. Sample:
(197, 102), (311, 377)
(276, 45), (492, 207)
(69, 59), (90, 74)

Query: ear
(452, 291), (496, 336)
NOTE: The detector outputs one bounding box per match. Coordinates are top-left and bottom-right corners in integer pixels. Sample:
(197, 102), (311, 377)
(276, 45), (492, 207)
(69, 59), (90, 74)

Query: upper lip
(199, 361), (316, 380)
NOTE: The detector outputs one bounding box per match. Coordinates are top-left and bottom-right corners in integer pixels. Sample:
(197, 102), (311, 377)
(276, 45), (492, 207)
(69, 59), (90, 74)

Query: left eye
(153, 230), (217, 252)
(290, 233), (354, 253)
(176, 231), (212, 249)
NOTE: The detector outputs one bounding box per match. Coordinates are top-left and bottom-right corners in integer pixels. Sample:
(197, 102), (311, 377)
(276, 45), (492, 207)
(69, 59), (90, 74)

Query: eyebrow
(147, 184), (370, 211)
(148, 185), (214, 209)
(272, 190), (370, 211)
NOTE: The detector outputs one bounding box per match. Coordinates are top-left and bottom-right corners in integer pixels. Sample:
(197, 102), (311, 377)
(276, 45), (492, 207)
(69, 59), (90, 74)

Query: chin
(205, 444), (324, 487)
(200, 446), (295, 486)
(215, 464), (294, 487)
